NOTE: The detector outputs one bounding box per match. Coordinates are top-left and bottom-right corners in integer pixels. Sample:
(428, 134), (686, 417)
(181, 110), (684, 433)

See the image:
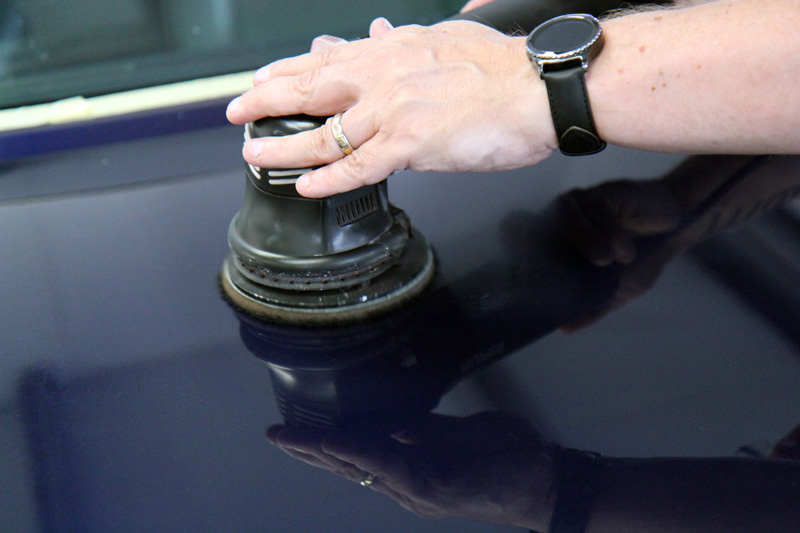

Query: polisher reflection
(225, 204), (617, 530)
(231, 206), (616, 434)
(224, 155), (800, 531)
(231, 154), (800, 436)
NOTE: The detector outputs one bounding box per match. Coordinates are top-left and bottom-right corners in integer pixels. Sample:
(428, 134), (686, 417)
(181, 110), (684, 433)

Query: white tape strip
(0, 71), (255, 133)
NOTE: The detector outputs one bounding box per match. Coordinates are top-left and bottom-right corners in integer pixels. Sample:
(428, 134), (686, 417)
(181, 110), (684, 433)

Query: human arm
(266, 411), (800, 532)
(555, 154), (800, 331)
(589, 0), (800, 156)
(586, 456), (800, 533)
(227, 0), (800, 198)
(267, 412), (558, 531)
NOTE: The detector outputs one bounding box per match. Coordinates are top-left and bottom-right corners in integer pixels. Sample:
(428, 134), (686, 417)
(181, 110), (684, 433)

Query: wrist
(509, 441), (559, 532)
(525, 14), (606, 156)
(538, 446), (607, 533)
(510, 35), (559, 161)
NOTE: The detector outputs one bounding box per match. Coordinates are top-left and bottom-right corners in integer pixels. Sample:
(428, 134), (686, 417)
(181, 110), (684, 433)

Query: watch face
(527, 14), (601, 56)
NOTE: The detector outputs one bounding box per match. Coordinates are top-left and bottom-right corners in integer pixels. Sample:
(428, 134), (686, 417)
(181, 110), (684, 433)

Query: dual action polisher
(220, 115), (435, 325)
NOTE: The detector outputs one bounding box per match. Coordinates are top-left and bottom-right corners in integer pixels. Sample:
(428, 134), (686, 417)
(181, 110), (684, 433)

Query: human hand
(554, 177), (684, 331)
(227, 18), (555, 198)
(266, 412), (556, 531)
(557, 155), (800, 331)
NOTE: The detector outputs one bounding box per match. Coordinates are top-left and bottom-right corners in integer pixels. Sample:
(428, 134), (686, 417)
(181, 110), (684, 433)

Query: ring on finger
(331, 112), (354, 156)
(359, 473), (376, 487)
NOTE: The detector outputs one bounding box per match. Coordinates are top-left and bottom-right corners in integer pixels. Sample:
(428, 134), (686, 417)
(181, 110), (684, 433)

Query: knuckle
(344, 149), (375, 179)
(341, 149), (393, 189)
(308, 125), (334, 159)
(393, 23), (425, 35)
(313, 46), (340, 68)
(291, 69), (320, 102)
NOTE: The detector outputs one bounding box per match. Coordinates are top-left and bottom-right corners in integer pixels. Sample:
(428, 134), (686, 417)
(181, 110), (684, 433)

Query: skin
(226, 0), (800, 198)
(226, 17), (556, 197)
(460, 0), (496, 12)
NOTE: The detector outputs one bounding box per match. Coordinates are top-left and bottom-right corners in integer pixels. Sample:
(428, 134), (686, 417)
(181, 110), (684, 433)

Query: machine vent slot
(336, 191), (378, 226)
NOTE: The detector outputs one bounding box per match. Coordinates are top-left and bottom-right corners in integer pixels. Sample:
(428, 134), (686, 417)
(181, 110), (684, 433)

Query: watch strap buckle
(559, 126), (606, 156)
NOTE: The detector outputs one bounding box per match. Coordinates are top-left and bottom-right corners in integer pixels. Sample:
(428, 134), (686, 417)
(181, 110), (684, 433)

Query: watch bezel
(525, 14), (603, 75)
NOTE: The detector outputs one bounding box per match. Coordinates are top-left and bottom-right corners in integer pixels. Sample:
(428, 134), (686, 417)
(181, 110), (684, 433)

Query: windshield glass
(0, 0), (462, 109)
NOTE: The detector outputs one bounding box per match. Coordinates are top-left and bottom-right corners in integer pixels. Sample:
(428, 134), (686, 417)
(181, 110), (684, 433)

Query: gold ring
(359, 473), (376, 487)
(331, 112), (354, 155)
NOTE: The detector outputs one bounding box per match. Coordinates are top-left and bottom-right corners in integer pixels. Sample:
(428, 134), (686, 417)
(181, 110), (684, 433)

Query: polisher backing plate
(220, 235), (435, 326)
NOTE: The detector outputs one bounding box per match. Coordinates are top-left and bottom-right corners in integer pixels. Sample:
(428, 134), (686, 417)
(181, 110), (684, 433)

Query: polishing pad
(220, 227), (434, 326)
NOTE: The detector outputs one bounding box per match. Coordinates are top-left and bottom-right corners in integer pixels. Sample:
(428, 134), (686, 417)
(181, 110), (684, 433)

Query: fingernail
(317, 34), (344, 45)
(254, 65), (271, 83)
(249, 139), (264, 159)
(296, 173), (311, 193)
(226, 96), (241, 115)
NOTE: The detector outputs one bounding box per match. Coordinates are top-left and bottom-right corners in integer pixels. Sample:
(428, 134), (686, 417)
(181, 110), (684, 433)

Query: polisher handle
(444, 0), (670, 34)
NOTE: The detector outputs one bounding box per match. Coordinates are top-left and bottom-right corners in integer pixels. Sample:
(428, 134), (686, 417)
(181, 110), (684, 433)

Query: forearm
(588, 0), (800, 155)
(585, 457), (800, 533)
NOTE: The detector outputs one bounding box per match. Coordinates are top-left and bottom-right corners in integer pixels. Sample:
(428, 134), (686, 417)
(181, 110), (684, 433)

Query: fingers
(229, 15), (402, 123)
(310, 34), (348, 54)
(240, 110), (400, 197)
(227, 32), (379, 125)
(227, 68), (356, 125)
(609, 181), (683, 234)
(296, 141), (401, 198)
(321, 432), (412, 487)
(243, 112), (365, 170)
(390, 413), (462, 444)
(267, 425), (380, 483)
(556, 180), (683, 267)
(266, 425), (338, 470)
(369, 17), (394, 38)
(557, 190), (635, 267)
(251, 34), (349, 90)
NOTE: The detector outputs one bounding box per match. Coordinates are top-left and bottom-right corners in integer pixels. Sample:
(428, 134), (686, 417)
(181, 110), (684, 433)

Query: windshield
(0, 0), (462, 110)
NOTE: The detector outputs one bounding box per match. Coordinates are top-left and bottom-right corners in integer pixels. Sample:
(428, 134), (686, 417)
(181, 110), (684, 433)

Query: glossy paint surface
(2, 121), (799, 532)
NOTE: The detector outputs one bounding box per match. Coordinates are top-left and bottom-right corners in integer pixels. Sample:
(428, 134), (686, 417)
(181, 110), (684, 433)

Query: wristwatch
(526, 14), (606, 156)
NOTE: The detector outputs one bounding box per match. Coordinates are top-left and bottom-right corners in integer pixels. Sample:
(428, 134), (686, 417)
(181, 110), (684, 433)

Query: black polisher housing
(220, 115), (434, 326)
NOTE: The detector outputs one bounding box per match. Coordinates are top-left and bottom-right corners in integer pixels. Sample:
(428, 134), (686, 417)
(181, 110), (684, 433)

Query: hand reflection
(556, 155), (800, 330)
(267, 411), (800, 532)
(267, 411), (556, 531)
(555, 175), (684, 331)
(772, 424), (800, 460)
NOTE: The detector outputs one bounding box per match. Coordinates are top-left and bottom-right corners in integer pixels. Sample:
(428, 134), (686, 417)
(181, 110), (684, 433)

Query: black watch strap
(542, 65), (606, 156)
(546, 447), (606, 533)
